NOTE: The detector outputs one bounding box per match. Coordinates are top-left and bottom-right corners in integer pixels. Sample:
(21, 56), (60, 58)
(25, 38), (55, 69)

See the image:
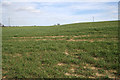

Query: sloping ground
(2, 21), (119, 78)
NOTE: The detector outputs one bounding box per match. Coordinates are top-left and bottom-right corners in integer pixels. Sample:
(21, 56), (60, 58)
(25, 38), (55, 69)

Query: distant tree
(0, 23), (5, 27)
(2, 25), (4, 27)
(54, 23), (60, 26)
(57, 23), (60, 26)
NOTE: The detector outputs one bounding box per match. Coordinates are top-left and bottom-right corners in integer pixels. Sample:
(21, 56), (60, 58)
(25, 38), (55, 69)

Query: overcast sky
(1, 0), (118, 26)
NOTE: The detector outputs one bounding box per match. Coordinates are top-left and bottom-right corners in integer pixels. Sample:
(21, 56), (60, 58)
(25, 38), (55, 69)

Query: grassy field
(2, 21), (119, 78)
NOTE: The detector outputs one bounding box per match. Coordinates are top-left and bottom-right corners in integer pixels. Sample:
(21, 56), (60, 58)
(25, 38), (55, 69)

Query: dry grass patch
(93, 57), (99, 61)
(74, 35), (90, 37)
(25, 52), (33, 57)
(2, 70), (8, 74)
(75, 49), (86, 53)
(71, 64), (79, 68)
(12, 53), (22, 58)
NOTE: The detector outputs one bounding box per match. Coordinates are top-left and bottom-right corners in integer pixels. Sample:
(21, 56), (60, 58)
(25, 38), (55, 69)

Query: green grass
(2, 21), (119, 78)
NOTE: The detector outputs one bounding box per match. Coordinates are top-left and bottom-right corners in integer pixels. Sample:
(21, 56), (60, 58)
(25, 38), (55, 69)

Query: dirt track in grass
(12, 35), (109, 39)
(10, 35), (118, 42)
(9, 38), (118, 42)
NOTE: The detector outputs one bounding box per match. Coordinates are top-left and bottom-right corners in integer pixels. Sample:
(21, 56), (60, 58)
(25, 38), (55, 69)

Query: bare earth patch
(12, 35), (109, 39)
(94, 57), (104, 61)
(57, 63), (66, 66)
(12, 36), (67, 39)
(12, 53), (22, 58)
(74, 35), (90, 37)
(64, 50), (69, 55)
(108, 70), (117, 73)
(70, 68), (75, 72)
(105, 70), (117, 78)
(65, 73), (71, 76)
(10, 36), (118, 42)
(3, 76), (7, 79)
(35, 39), (64, 41)
(93, 57), (104, 61)
(88, 76), (96, 78)
(93, 57), (99, 60)
(76, 49), (86, 53)
(44, 36), (66, 38)
(67, 38), (117, 42)
(12, 36), (42, 39)
(65, 73), (85, 77)
(83, 64), (99, 70)
(95, 72), (105, 77)
(83, 63), (117, 78)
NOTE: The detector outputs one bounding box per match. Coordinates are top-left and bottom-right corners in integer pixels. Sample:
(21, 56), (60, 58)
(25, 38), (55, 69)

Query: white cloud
(69, 3), (108, 10)
(2, 2), (118, 26)
(112, 11), (118, 14)
(15, 6), (41, 13)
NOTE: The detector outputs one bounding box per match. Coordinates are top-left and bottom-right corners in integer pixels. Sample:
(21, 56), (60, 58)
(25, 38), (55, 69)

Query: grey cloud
(2, 2), (11, 7)
(15, 6), (41, 13)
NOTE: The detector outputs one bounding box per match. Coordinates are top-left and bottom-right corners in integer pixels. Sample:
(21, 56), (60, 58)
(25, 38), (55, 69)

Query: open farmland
(2, 21), (119, 78)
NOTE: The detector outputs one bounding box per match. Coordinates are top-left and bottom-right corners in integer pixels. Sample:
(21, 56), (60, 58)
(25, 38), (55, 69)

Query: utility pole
(0, 23), (1, 27)
(93, 16), (94, 22)
(8, 17), (10, 27)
